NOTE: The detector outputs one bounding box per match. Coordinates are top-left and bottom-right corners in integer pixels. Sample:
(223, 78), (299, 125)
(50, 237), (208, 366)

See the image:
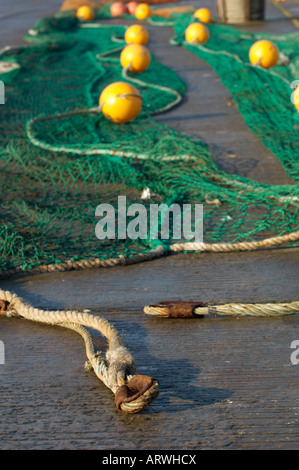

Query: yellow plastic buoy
(125, 25), (149, 45)
(99, 82), (142, 123)
(76, 6), (95, 21)
(293, 85), (299, 111)
(135, 3), (151, 20)
(194, 7), (213, 23)
(120, 44), (151, 73)
(249, 40), (279, 69)
(185, 23), (210, 44)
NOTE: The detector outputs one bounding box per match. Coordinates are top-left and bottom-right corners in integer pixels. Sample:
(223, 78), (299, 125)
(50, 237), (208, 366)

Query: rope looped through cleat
(115, 375), (160, 413)
(144, 300), (207, 318)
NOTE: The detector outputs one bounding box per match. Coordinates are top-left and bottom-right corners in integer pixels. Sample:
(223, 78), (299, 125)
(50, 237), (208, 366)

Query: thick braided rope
(144, 301), (299, 318)
(169, 229), (299, 253)
(0, 289), (159, 413)
(0, 60), (20, 75)
(0, 245), (167, 278)
(0, 289), (135, 388)
(1, 230), (298, 279)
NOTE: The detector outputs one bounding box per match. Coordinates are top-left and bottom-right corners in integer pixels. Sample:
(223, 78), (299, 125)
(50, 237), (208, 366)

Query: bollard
(217, 0), (265, 23)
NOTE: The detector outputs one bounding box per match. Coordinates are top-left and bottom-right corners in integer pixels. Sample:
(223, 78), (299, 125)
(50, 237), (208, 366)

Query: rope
(169, 229), (299, 253)
(144, 301), (299, 318)
(25, 111), (195, 159)
(0, 289), (159, 413)
(121, 65), (183, 114)
(1, 229), (298, 279)
(147, 17), (176, 27)
(0, 245), (167, 278)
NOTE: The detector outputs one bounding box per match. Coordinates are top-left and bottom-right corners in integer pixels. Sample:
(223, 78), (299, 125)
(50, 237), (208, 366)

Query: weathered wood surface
(0, 0), (298, 450)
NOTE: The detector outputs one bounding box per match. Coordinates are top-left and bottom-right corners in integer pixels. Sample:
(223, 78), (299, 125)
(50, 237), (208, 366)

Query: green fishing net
(172, 14), (299, 182)
(0, 6), (298, 275)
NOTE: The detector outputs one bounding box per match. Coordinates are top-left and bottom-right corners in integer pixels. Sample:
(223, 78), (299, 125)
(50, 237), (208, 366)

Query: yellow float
(249, 40), (279, 69)
(185, 23), (210, 44)
(99, 82), (142, 123)
(125, 25), (149, 45)
(293, 85), (299, 111)
(120, 44), (151, 73)
(76, 6), (95, 21)
(194, 8), (214, 24)
(135, 3), (151, 20)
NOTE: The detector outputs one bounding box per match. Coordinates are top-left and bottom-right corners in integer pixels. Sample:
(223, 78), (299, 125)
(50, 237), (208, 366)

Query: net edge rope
(1, 229), (298, 279)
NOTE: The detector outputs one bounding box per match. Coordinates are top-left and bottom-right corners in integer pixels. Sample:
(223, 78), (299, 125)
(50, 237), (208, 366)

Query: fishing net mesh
(0, 5), (298, 275)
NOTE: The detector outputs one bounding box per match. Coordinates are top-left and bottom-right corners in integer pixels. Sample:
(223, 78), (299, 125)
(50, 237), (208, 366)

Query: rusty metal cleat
(0, 299), (10, 316)
(149, 300), (206, 318)
(115, 375), (159, 413)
